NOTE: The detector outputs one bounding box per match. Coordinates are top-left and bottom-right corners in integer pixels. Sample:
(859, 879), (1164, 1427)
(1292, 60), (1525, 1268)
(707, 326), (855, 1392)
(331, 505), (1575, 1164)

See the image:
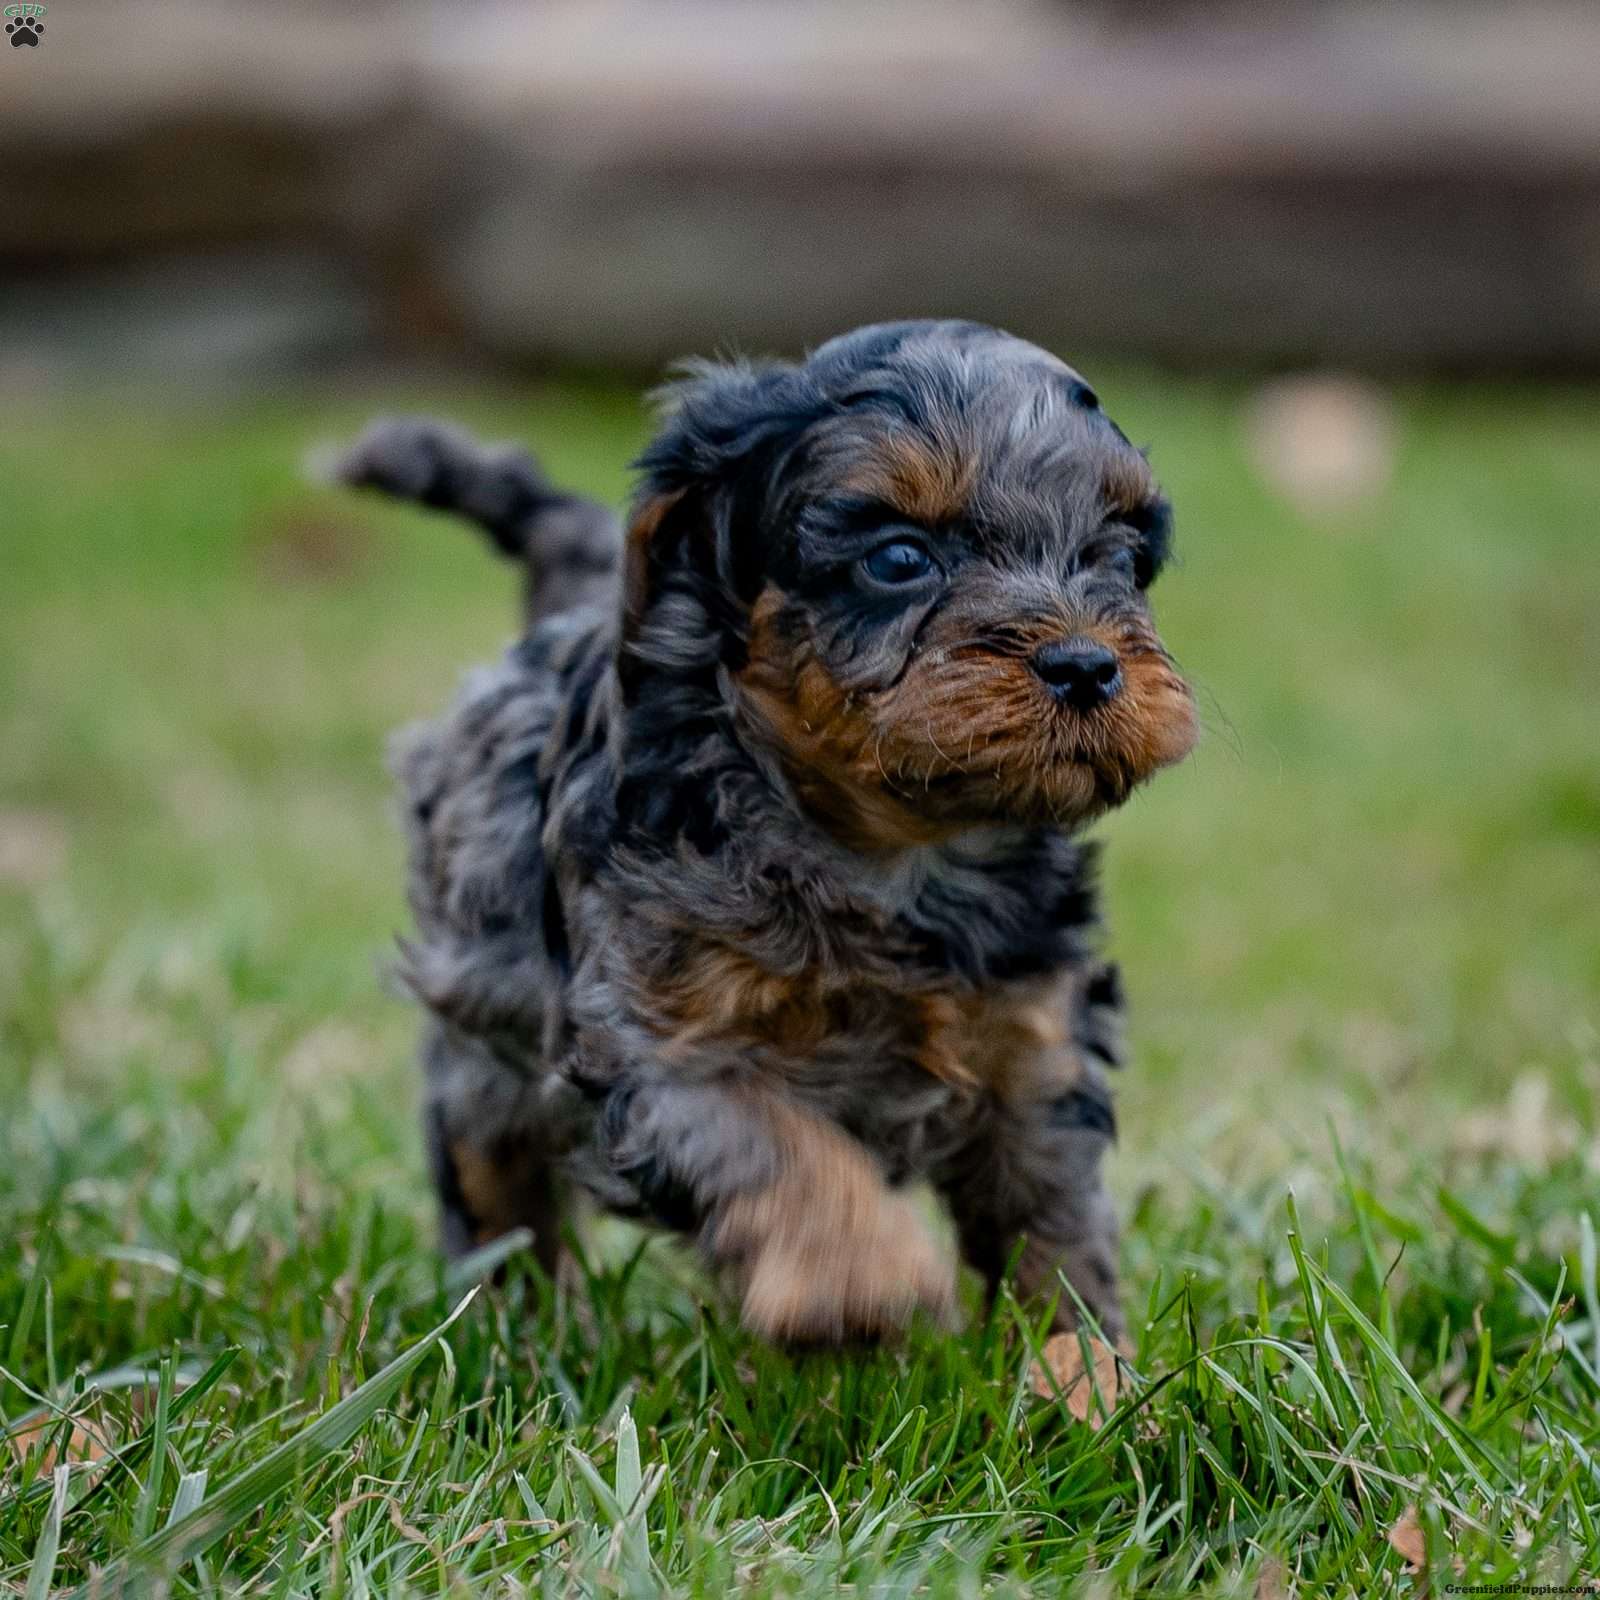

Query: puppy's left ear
(619, 486), (686, 649)
(619, 360), (820, 690)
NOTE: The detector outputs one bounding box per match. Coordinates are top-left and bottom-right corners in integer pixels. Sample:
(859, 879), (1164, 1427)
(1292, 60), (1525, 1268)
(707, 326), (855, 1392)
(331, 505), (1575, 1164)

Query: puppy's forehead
(800, 322), (1150, 537)
(808, 319), (1089, 416)
(808, 318), (1078, 386)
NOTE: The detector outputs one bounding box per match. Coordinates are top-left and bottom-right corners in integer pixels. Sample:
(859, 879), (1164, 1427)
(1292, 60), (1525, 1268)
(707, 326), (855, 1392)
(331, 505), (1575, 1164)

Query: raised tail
(331, 416), (622, 624)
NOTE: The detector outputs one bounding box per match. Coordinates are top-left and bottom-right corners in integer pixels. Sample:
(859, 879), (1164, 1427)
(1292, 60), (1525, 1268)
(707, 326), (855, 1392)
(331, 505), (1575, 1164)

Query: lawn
(2, 370), (1597, 1595)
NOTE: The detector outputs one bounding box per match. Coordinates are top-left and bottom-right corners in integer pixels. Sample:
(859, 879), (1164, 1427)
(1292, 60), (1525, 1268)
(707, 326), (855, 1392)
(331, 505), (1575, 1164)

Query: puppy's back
(393, 601), (617, 1070)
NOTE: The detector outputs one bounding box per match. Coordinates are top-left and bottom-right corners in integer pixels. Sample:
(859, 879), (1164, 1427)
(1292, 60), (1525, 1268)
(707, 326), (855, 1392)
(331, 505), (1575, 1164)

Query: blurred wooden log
(4, 1), (1599, 372)
(0, 6), (398, 259)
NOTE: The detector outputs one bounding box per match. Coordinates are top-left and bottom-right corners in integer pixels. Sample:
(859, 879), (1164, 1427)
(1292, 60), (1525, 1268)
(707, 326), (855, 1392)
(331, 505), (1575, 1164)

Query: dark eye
(1081, 542), (1136, 581)
(862, 539), (935, 585)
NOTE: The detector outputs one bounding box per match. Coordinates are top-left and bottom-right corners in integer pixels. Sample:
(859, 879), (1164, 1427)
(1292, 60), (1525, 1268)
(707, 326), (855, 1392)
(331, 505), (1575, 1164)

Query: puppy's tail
(327, 416), (622, 624)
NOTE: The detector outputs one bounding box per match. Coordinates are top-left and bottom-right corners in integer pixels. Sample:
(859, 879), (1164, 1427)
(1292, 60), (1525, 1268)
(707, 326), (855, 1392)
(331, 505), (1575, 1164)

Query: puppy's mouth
(871, 630), (1198, 828)
(736, 592), (1196, 848)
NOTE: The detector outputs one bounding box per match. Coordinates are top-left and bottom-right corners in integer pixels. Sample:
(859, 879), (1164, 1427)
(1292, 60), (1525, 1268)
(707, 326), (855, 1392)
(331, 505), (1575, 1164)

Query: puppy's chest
(633, 936), (1086, 1105)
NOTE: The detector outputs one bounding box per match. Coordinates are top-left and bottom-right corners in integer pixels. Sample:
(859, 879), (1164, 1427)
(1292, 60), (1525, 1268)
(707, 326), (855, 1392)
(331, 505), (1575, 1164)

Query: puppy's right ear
(618, 359), (820, 694)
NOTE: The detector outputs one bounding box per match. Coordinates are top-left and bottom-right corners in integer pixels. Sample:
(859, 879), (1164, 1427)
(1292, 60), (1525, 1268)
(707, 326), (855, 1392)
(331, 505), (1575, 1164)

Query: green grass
(2, 372), (1598, 1595)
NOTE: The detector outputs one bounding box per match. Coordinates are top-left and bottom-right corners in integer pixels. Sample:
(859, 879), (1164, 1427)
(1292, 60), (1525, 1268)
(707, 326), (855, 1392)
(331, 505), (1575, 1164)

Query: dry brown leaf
(441, 1520), (500, 1559)
(1388, 1505), (1425, 1569)
(1255, 1556), (1292, 1600)
(387, 1496), (431, 1546)
(5, 1379), (179, 1480)
(1028, 1331), (1119, 1426)
(325, 1490), (427, 1549)
(6, 1414), (112, 1475)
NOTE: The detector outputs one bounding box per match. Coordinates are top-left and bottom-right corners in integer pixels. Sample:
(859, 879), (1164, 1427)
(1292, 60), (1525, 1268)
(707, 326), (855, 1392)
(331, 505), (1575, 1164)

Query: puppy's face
(625, 321), (1197, 849)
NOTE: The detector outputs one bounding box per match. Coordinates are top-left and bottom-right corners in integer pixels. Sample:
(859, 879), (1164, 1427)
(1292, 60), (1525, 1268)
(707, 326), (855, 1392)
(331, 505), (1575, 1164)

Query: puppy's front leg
(605, 1079), (955, 1342)
(942, 1073), (1125, 1341)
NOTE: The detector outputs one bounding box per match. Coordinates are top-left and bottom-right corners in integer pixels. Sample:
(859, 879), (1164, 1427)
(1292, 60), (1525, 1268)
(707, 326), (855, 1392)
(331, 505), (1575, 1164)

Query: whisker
(1185, 676), (1246, 765)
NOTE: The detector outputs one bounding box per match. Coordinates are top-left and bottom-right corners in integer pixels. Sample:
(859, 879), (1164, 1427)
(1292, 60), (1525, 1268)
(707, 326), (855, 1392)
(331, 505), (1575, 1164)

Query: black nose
(1030, 638), (1122, 708)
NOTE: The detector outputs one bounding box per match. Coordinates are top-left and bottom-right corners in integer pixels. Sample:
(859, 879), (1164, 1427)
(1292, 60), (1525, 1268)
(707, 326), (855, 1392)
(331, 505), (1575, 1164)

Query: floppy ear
(620, 486), (687, 651)
(1126, 494), (1173, 589)
(617, 360), (821, 692)
(1098, 446), (1174, 591)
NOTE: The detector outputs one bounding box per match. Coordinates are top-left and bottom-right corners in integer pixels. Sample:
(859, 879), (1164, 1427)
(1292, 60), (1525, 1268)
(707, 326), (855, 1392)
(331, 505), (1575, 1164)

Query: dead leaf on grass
(6, 1413), (112, 1475)
(1028, 1331), (1120, 1425)
(1388, 1504), (1425, 1569)
(1255, 1555), (1292, 1599)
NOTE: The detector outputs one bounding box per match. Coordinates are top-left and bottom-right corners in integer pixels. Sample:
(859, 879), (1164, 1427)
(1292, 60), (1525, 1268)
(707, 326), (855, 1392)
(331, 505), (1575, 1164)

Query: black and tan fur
(337, 320), (1197, 1342)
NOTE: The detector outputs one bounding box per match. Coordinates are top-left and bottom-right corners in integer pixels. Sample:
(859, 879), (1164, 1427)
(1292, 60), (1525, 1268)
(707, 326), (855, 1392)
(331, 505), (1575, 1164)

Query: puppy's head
(621, 320), (1197, 849)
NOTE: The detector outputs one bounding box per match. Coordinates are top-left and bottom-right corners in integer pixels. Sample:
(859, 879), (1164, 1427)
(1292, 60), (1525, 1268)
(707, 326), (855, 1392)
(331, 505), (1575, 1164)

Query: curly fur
(339, 320), (1197, 1342)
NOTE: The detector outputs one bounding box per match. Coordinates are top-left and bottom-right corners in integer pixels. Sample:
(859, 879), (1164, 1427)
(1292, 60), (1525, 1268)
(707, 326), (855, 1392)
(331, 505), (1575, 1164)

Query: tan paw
(737, 1190), (957, 1344)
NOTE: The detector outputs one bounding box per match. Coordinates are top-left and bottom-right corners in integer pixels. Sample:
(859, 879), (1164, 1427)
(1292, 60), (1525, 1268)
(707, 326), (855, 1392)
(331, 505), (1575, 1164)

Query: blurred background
(7, 0), (1600, 382)
(3, 0), (1597, 1209)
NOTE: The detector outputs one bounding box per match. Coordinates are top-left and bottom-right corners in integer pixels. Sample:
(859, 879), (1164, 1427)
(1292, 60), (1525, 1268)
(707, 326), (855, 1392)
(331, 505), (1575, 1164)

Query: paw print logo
(4, 3), (45, 47)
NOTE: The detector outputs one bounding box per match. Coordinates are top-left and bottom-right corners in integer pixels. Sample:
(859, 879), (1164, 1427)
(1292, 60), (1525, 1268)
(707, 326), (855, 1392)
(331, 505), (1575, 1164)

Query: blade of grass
(1436, 1188), (1517, 1264)
(131, 1350), (176, 1540)
(440, 1228), (535, 1301)
(9, 1348), (241, 1525)
(8, 1246), (46, 1370)
(1579, 1213), (1599, 1377)
(24, 1464), (70, 1600)
(615, 1407), (643, 1512)
(1306, 1259), (1498, 1496)
(165, 1469), (209, 1526)
(65, 1291), (477, 1599)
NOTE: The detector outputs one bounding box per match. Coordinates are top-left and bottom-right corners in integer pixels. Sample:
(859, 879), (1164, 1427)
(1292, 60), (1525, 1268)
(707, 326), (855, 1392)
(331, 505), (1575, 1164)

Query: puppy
(337, 320), (1197, 1343)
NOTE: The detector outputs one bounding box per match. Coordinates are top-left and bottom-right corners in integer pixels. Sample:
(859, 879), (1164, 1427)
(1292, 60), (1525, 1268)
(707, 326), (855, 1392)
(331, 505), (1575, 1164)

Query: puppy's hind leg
(422, 1022), (566, 1274)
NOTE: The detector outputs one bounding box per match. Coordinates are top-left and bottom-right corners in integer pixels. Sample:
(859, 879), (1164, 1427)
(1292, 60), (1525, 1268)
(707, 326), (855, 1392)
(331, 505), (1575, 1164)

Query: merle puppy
(338, 320), (1197, 1343)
